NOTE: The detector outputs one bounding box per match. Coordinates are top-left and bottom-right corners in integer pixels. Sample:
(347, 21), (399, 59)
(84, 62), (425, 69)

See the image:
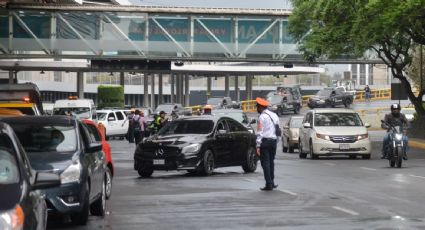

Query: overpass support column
(120, 72), (125, 87)
(207, 76), (212, 99)
(77, 72), (84, 99)
(184, 75), (190, 107)
(180, 74), (185, 104)
(151, 74), (156, 108)
(234, 76), (240, 102)
(158, 74), (163, 104)
(246, 75), (253, 100)
(225, 75), (230, 97)
(176, 74), (180, 104)
(8, 71), (14, 84)
(170, 73), (175, 103)
(143, 73), (149, 107)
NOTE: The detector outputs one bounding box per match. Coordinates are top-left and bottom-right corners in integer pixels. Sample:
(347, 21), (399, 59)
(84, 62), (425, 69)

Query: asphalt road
(48, 118), (425, 230)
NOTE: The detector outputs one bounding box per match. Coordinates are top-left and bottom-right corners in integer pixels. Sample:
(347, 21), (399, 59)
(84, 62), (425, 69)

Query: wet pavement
(47, 110), (425, 230)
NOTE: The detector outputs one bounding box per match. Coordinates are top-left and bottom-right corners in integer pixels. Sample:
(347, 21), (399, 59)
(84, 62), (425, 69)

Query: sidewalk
(409, 138), (425, 150)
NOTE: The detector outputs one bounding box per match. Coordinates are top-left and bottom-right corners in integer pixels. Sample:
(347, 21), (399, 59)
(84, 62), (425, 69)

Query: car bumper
(289, 138), (299, 147)
(312, 138), (371, 155)
(135, 153), (201, 171)
(41, 182), (84, 215)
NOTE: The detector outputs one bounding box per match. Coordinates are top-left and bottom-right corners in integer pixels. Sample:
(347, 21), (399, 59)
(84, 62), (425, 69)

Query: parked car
(276, 85), (303, 109)
(0, 83), (43, 115)
(53, 97), (97, 121)
(212, 109), (257, 134)
(0, 122), (60, 230)
(281, 116), (304, 153)
(97, 109), (128, 140)
(2, 116), (107, 225)
(134, 116), (258, 177)
(83, 119), (114, 200)
(206, 97), (237, 109)
(308, 87), (354, 109)
(298, 109), (371, 159)
(267, 93), (300, 116)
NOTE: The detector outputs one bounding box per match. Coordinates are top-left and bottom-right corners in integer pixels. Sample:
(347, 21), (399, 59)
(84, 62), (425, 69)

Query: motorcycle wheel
(389, 158), (395, 167)
(396, 146), (403, 168)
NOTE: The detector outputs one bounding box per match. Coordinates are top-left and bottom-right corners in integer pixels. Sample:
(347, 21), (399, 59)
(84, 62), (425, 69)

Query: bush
(97, 85), (124, 109)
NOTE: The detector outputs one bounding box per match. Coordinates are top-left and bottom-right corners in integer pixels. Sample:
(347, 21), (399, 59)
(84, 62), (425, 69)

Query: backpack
(133, 116), (142, 132)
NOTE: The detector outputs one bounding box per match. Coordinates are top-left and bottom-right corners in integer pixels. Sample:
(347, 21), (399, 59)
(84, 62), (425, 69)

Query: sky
(130, 0), (292, 9)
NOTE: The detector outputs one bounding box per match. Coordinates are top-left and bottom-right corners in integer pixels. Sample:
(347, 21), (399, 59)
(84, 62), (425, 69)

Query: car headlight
(181, 144), (202, 155)
(60, 160), (82, 184)
(395, 134), (403, 141)
(0, 205), (24, 230)
(357, 133), (369, 141)
(316, 133), (330, 141)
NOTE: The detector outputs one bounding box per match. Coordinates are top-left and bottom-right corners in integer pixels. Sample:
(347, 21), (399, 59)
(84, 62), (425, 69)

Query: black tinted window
(85, 123), (101, 142)
(158, 120), (214, 135)
(227, 120), (247, 132)
(115, 112), (124, 120)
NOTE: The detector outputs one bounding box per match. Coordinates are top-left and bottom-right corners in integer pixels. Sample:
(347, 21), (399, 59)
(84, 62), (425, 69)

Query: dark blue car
(2, 116), (107, 226)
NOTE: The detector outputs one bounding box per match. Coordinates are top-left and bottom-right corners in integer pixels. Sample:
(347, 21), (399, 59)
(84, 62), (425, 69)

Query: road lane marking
(278, 189), (297, 196)
(332, 206), (359, 216)
(323, 162), (336, 166)
(244, 179), (256, 182)
(409, 174), (425, 179)
(360, 167), (377, 171)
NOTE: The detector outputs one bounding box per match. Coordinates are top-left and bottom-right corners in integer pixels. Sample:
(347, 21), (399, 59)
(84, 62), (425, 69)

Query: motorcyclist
(381, 104), (409, 159)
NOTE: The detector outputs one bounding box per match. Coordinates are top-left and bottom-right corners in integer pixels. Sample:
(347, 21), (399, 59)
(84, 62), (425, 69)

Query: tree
(288, 0), (425, 116)
(407, 46), (425, 91)
(97, 85), (124, 109)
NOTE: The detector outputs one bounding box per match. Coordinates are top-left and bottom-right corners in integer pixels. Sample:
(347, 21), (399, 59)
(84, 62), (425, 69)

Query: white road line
(409, 174), (425, 179)
(278, 189), (297, 196)
(323, 162), (336, 166)
(244, 179), (256, 182)
(332, 206), (359, 216)
(360, 167), (377, 171)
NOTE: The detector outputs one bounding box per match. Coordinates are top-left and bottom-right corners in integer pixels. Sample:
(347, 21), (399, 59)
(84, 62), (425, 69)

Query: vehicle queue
(0, 83), (410, 229)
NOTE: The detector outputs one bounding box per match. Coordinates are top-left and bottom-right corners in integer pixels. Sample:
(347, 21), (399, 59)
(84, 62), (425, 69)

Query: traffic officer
(256, 97), (279, 191)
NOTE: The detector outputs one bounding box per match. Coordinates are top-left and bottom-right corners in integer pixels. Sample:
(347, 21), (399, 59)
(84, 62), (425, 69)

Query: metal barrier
(241, 100), (257, 113)
(355, 89), (391, 101)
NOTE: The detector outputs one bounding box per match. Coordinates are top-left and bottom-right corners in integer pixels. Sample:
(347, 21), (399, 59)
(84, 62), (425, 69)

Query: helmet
(390, 104), (400, 110)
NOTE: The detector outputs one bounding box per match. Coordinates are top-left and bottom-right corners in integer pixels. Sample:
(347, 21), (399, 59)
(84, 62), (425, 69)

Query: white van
(53, 97), (97, 121)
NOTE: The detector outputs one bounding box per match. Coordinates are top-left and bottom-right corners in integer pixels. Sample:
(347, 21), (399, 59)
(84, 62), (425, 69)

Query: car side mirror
(303, 123), (311, 128)
(365, 123), (371, 128)
(87, 142), (102, 153)
(108, 117), (115, 121)
(249, 118), (257, 124)
(32, 172), (61, 190)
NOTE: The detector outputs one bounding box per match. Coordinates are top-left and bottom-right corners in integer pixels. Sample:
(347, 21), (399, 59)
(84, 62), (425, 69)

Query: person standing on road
(124, 108), (136, 143)
(133, 109), (145, 145)
(364, 85), (371, 102)
(255, 97), (280, 191)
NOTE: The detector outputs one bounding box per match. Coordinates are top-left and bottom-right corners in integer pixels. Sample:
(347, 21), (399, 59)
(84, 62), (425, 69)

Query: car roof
(212, 109), (244, 113)
(1, 115), (77, 126)
(177, 115), (221, 122)
(312, 108), (357, 113)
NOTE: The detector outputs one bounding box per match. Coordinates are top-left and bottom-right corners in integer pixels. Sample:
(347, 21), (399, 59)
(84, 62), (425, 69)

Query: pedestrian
(158, 111), (168, 129)
(123, 108), (136, 143)
(255, 97), (280, 191)
(133, 109), (145, 145)
(364, 85), (371, 102)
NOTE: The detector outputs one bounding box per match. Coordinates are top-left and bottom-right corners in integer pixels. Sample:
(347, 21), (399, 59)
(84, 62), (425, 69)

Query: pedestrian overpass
(0, 3), (382, 64)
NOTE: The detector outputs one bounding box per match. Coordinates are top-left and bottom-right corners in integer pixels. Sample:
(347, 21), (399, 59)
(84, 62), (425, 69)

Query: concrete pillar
(170, 73), (175, 103)
(184, 75), (190, 106)
(179, 74), (184, 104)
(245, 75), (250, 100)
(150, 74), (156, 108)
(224, 75), (230, 97)
(8, 71), (14, 84)
(234, 76), (240, 102)
(175, 74), (180, 104)
(207, 76), (212, 99)
(120, 72), (125, 86)
(143, 73), (149, 107)
(158, 73), (163, 104)
(77, 72), (84, 99)
(246, 75), (253, 100)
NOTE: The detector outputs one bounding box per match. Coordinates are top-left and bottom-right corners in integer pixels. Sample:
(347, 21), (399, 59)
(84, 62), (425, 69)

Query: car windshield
(317, 89), (332, 97)
(97, 112), (108, 121)
(154, 105), (175, 114)
(10, 124), (77, 153)
(213, 112), (247, 124)
(53, 107), (90, 119)
(158, 120), (214, 135)
(268, 95), (283, 104)
(290, 118), (304, 128)
(0, 134), (19, 184)
(314, 113), (363, 126)
(207, 98), (223, 105)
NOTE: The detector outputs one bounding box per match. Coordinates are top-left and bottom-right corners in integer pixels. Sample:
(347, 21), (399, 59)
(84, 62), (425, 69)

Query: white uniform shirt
(256, 109), (279, 147)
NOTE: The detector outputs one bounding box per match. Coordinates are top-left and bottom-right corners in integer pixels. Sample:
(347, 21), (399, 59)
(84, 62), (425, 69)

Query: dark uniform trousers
(260, 138), (277, 188)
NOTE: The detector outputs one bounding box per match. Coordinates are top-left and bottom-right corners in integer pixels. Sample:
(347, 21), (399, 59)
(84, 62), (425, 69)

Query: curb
(409, 140), (425, 150)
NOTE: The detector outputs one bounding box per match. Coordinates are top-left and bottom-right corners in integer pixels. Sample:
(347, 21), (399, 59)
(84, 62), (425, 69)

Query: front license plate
(153, 159), (165, 165)
(339, 144), (350, 150)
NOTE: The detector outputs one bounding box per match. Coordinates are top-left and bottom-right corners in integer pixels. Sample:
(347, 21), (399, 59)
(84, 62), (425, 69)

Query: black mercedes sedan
(2, 116), (107, 226)
(0, 122), (60, 230)
(134, 116), (258, 177)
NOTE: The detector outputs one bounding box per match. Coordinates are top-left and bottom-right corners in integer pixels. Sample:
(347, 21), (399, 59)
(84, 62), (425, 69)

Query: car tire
(201, 149), (215, 176)
(71, 182), (89, 226)
(349, 155), (357, 159)
(90, 176), (106, 217)
(105, 167), (112, 200)
(282, 138), (288, 153)
(299, 139), (307, 159)
(242, 147), (257, 173)
(137, 161), (154, 178)
(309, 140), (318, 159)
(344, 99), (352, 108)
(362, 154), (371, 159)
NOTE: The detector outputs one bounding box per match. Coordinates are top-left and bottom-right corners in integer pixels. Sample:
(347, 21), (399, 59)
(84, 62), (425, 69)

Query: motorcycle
(381, 120), (406, 168)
